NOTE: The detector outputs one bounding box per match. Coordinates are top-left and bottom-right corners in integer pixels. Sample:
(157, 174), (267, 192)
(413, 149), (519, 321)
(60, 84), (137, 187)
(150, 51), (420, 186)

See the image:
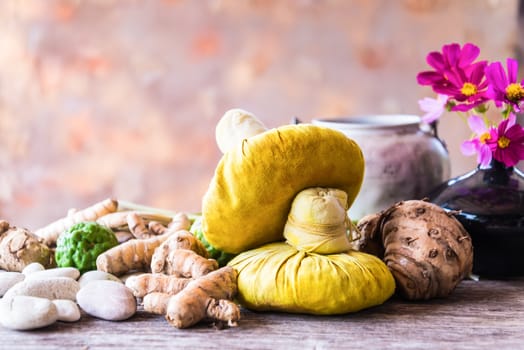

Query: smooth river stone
(24, 267), (80, 281)
(78, 270), (122, 288)
(76, 280), (136, 321)
(0, 272), (25, 297)
(22, 262), (45, 275)
(52, 299), (81, 322)
(3, 277), (80, 301)
(0, 295), (58, 330)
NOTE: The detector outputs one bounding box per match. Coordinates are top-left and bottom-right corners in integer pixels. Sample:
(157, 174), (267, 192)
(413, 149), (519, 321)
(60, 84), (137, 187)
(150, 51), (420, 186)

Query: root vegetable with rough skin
(163, 266), (240, 329)
(353, 199), (473, 300)
(96, 234), (171, 276)
(0, 220), (55, 272)
(151, 248), (218, 278)
(95, 214), (192, 276)
(35, 198), (118, 246)
(125, 273), (192, 297)
(127, 212), (154, 239)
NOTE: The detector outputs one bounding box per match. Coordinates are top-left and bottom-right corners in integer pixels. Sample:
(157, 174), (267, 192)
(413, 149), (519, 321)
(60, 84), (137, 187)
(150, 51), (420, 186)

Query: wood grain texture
(0, 279), (523, 350)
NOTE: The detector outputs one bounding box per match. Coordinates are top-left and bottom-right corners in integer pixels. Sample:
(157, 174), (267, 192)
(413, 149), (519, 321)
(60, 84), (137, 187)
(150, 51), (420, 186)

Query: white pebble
(24, 267), (80, 282)
(0, 295), (58, 330)
(77, 280), (136, 321)
(3, 277), (80, 301)
(52, 299), (81, 322)
(78, 270), (122, 288)
(22, 262), (45, 275)
(0, 272), (25, 297)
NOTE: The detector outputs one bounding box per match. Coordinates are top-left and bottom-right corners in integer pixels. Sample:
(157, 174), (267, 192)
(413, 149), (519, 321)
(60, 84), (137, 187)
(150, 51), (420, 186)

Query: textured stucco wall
(0, 0), (519, 229)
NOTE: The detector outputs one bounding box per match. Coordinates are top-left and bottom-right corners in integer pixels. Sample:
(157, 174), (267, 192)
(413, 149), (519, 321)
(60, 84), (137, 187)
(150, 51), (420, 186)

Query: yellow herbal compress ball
(202, 124), (364, 254)
(228, 242), (395, 315)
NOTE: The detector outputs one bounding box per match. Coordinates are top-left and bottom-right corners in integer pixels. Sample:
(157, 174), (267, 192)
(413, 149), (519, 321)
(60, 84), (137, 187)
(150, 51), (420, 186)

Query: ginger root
(160, 266), (240, 328)
(152, 248), (217, 278)
(96, 234), (170, 276)
(35, 198), (118, 246)
(125, 273), (192, 298)
(353, 200), (473, 300)
(0, 220), (55, 272)
(95, 214), (191, 276)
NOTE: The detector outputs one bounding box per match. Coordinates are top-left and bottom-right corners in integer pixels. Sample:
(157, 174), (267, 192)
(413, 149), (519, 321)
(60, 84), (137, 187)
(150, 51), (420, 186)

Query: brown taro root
(353, 200), (473, 300)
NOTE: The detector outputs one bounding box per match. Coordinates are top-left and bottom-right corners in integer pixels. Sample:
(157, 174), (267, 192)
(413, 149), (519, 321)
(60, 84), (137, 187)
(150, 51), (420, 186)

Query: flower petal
(417, 71), (444, 86)
(426, 52), (446, 71)
(467, 115), (487, 135)
(486, 61), (508, 92)
(478, 145), (493, 168)
(506, 58), (518, 84)
(458, 43), (481, 68)
(461, 139), (479, 155)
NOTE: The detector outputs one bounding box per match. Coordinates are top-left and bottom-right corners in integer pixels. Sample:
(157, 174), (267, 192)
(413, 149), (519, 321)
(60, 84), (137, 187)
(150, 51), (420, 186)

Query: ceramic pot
(428, 160), (524, 278)
(312, 115), (450, 219)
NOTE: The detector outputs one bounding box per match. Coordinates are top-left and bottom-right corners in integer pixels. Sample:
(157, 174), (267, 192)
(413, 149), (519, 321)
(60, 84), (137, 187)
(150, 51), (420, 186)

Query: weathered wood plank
(1, 279), (523, 350)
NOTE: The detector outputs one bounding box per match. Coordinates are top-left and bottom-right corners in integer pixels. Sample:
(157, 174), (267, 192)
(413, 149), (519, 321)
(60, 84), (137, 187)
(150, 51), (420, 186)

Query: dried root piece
(355, 200), (473, 300)
(151, 248), (217, 278)
(148, 221), (168, 235)
(143, 292), (171, 314)
(125, 273), (192, 297)
(164, 266), (240, 329)
(0, 221), (55, 272)
(35, 198), (118, 246)
(127, 213), (154, 239)
(96, 233), (174, 276)
(167, 212), (192, 232)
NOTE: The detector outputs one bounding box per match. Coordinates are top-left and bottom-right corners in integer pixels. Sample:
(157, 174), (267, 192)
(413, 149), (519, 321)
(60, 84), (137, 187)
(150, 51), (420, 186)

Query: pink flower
(418, 94), (448, 123)
(485, 58), (524, 112)
(417, 43), (481, 86)
(485, 114), (524, 167)
(461, 115), (494, 168)
(416, 43), (489, 112)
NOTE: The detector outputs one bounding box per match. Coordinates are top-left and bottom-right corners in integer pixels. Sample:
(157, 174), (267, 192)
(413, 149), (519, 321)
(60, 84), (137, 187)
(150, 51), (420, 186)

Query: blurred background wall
(0, 0), (520, 229)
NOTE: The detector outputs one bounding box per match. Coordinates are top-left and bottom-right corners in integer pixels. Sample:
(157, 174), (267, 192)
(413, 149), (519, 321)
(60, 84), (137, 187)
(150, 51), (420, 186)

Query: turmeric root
(167, 212), (192, 232)
(96, 211), (179, 232)
(35, 198), (118, 246)
(95, 215), (193, 276)
(96, 233), (173, 276)
(151, 248), (217, 278)
(127, 213), (153, 239)
(143, 292), (171, 314)
(148, 221), (168, 235)
(153, 266), (240, 328)
(125, 273), (192, 297)
(151, 230), (208, 262)
(354, 200), (473, 300)
(0, 220), (55, 272)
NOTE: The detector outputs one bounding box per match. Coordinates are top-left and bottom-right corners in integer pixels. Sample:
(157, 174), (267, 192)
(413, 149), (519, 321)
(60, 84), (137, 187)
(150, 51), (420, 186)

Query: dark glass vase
(428, 160), (524, 278)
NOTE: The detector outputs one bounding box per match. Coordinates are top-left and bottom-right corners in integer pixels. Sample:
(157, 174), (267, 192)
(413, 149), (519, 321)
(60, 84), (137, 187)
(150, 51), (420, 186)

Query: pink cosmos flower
(438, 61), (489, 112)
(417, 43), (489, 112)
(417, 43), (481, 86)
(418, 94), (448, 123)
(485, 114), (524, 167)
(485, 58), (524, 112)
(461, 115), (494, 168)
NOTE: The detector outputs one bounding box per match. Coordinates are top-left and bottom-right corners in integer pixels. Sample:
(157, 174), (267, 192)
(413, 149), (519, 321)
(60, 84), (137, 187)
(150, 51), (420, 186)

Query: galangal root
(353, 199), (473, 301)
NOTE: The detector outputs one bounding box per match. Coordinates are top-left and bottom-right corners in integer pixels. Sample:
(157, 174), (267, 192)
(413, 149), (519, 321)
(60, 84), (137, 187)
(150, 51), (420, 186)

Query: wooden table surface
(1, 278), (523, 350)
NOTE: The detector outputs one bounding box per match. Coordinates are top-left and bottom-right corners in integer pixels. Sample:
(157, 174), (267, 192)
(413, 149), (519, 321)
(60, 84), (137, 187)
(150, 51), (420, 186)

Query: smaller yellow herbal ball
(284, 187), (351, 254)
(228, 242), (396, 315)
